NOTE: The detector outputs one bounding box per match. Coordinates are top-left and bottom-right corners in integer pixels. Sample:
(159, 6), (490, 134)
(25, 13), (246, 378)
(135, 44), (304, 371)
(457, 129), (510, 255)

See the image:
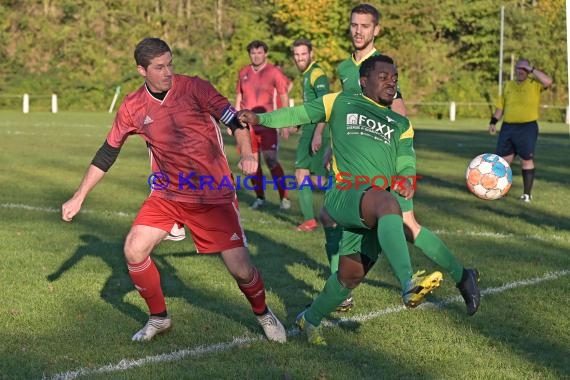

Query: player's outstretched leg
(360, 189), (442, 307)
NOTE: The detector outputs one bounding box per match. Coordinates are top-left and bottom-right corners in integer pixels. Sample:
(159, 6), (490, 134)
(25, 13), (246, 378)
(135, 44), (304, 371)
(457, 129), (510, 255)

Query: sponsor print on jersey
(345, 113), (395, 144)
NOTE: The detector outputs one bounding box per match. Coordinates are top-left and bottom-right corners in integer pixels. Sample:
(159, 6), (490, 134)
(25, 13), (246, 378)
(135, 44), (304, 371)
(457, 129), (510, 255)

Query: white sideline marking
(2, 202), (567, 241)
(0, 203), (134, 218)
(432, 229), (567, 242)
(46, 269), (569, 380)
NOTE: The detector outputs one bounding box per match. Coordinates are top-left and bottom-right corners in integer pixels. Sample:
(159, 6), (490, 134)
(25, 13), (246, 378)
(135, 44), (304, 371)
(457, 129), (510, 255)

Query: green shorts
(338, 227), (382, 262)
(324, 185), (369, 229)
(295, 125), (329, 176)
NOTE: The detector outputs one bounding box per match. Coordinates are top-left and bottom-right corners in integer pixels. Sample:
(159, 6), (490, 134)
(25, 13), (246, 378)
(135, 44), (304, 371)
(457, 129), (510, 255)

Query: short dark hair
(359, 54), (395, 78)
(292, 38), (313, 53)
(134, 38), (171, 68)
(351, 3), (380, 24)
(247, 40), (268, 53)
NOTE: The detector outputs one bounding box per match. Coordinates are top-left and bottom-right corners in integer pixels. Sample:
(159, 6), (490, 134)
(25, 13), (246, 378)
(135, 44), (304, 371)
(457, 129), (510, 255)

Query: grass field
(0, 111), (569, 380)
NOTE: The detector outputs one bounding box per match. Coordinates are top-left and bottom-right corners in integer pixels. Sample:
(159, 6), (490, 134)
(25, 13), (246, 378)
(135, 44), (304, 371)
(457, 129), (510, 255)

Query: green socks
(305, 273), (351, 326)
(377, 214), (412, 289)
(414, 227), (464, 283)
(324, 225), (343, 273)
(298, 185), (314, 221)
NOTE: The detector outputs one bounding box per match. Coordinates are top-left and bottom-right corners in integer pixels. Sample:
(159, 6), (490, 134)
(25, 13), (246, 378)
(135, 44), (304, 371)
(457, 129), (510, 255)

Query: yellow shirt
(495, 78), (543, 123)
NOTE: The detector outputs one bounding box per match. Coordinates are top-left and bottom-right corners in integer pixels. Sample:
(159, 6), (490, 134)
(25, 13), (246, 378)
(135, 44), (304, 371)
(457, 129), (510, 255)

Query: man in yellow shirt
(488, 58), (552, 202)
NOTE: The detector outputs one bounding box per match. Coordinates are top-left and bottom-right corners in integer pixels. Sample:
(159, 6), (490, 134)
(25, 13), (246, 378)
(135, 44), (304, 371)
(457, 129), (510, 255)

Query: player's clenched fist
(238, 154), (259, 175)
(237, 110), (259, 127)
(61, 197), (83, 222)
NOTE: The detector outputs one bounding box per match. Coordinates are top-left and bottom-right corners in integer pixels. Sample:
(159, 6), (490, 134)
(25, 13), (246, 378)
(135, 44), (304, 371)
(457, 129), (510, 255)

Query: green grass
(0, 111), (569, 379)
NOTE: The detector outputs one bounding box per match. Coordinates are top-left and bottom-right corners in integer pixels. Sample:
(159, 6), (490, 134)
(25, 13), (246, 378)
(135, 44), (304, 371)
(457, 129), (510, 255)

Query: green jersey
(258, 92), (416, 184)
(302, 62), (330, 103)
(336, 49), (380, 95)
(337, 48), (403, 100)
(301, 62), (330, 130)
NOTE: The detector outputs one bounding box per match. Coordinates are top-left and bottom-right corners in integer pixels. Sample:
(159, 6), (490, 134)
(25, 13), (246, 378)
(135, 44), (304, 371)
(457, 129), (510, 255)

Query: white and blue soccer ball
(466, 153), (512, 200)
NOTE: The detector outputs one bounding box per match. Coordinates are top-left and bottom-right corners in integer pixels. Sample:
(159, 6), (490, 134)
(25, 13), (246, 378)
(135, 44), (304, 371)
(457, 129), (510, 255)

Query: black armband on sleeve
(220, 104), (248, 133)
(227, 117), (248, 134)
(489, 116), (499, 125)
(91, 140), (121, 172)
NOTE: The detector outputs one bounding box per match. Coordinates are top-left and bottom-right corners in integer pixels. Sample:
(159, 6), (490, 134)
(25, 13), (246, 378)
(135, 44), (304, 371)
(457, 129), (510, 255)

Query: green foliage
(0, 0), (566, 117)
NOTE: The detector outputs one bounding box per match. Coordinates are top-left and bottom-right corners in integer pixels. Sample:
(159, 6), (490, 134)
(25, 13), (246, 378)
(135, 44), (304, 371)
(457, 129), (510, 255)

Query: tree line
(0, 0), (566, 121)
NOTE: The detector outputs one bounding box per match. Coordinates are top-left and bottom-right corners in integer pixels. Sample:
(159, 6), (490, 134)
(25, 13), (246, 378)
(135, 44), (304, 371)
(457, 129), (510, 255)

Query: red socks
(237, 267), (267, 315)
(128, 257), (166, 315)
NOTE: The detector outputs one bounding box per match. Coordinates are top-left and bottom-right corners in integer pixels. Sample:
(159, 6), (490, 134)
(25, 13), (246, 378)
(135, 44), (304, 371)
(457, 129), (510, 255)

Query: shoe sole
(405, 272), (443, 308)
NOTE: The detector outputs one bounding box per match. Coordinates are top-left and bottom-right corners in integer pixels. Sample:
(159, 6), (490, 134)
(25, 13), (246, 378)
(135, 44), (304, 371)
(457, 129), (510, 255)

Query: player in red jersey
(235, 40), (292, 210)
(61, 38), (286, 343)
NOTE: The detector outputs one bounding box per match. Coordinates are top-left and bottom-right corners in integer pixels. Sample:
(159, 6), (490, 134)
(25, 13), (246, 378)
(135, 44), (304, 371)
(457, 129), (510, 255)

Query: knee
(337, 272), (364, 289)
(124, 233), (148, 264)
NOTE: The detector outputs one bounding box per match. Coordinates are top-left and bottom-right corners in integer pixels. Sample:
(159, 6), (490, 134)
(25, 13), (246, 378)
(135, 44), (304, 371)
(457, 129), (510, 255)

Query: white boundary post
(108, 86), (121, 113)
(449, 101), (456, 121)
(51, 94), (58, 113)
(23, 94), (29, 114)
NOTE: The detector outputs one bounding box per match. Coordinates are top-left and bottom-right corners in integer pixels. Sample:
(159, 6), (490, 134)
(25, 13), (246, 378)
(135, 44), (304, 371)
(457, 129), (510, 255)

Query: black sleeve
(91, 140), (121, 172)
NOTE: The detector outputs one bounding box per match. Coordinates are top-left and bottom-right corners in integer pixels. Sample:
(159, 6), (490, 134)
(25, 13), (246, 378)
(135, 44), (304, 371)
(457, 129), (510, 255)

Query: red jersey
(106, 74), (236, 204)
(236, 63), (290, 113)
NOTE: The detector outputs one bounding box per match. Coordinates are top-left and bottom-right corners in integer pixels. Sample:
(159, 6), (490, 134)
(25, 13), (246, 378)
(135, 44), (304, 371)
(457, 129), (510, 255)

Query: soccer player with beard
(61, 38), (286, 344)
(290, 38), (331, 232)
(239, 55), (443, 345)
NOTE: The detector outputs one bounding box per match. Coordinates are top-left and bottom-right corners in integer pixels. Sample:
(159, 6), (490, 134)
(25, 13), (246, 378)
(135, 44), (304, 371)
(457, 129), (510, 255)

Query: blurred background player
(488, 58), (552, 202)
(61, 37), (286, 344)
(235, 40), (292, 210)
(291, 38), (331, 232)
(322, 3), (481, 315)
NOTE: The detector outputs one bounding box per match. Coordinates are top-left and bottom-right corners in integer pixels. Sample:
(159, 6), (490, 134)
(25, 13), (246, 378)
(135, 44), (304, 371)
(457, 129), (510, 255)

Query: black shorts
(495, 121), (538, 160)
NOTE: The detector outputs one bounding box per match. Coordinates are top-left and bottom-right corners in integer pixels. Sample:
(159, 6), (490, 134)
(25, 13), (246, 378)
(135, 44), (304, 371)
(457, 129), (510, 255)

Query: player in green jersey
(324, 3), (481, 316)
(291, 38), (331, 232)
(239, 54), (443, 345)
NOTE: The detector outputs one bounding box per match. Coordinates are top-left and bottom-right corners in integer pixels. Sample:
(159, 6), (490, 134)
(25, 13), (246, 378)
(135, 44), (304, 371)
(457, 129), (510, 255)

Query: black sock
(151, 310), (168, 318)
(522, 168), (535, 196)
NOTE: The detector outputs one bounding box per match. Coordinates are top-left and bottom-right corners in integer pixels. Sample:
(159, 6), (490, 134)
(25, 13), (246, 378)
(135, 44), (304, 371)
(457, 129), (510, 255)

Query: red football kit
(236, 63), (290, 150)
(107, 74), (245, 253)
(235, 63), (290, 201)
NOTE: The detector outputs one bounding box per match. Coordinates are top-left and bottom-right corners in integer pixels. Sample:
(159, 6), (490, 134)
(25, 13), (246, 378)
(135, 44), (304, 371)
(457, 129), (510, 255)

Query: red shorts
(132, 196), (247, 254)
(251, 125), (278, 153)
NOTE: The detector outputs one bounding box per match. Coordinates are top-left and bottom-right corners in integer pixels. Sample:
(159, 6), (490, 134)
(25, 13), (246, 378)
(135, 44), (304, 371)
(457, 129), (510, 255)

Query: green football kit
(295, 62), (330, 176)
(259, 91), (416, 261)
(333, 49), (464, 285)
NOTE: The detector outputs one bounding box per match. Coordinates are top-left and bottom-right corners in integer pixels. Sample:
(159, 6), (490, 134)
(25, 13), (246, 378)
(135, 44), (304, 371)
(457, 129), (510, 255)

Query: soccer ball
(465, 153), (512, 200)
